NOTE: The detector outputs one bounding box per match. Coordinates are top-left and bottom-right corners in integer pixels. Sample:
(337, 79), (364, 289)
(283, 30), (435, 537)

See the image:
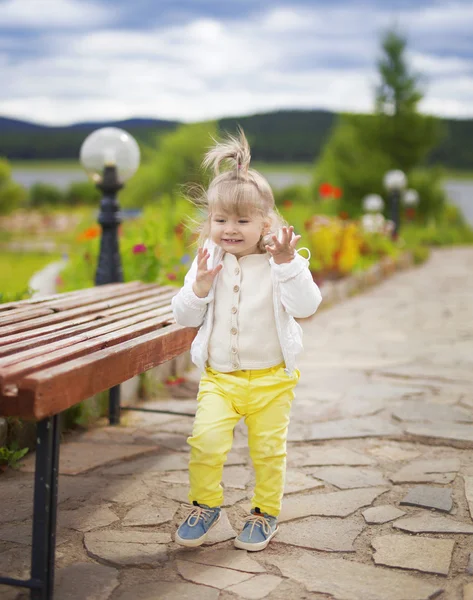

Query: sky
(1, 0), (473, 125)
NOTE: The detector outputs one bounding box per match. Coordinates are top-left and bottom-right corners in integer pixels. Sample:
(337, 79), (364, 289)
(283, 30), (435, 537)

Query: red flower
(174, 222), (185, 237)
(77, 225), (100, 241)
(167, 272), (177, 281)
(283, 200), (293, 209)
(319, 182), (333, 197)
(405, 208), (416, 220)
(132, 243), (147, 254)
(338, 211), (349, 220)
(333, 187), (342, 199)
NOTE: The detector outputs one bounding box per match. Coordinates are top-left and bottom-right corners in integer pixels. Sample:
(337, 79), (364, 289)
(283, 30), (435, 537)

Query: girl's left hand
(266, 226), (301, 264)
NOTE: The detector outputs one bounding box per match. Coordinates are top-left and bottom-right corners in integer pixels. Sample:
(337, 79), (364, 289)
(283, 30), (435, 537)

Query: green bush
(0, 158), (27, 214)
(407, 167), (446, 221)
(28, 183), (65, 207)
(119, 122), (218, 208)
(65, 181), (101, 206)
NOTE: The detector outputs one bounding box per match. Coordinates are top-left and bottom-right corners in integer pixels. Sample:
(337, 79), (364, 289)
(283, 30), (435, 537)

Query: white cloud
(2, 2), (473, 124)
(0, 0), (111, 28)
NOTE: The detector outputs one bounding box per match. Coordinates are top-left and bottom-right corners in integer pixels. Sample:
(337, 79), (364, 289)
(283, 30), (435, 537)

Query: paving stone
(105, 452), (190, 475)
(394, 513), (473, 534)
(372, 534), (455, 576)
(392, 401), (473, 423)
(160, 471), (189, 485)
(279, 487), (388, 522)
(284, 469), (324, 494)
(266, 550), (443, 599)
(144, 432), (190, 452)
(226, 574), (283, 599)
(465, 583), (473, 600)
(91, 479), (149, 505)
(463, 476), (473, 519)
(176, 559), (255, 589)
(20, 442), (158, 475)
(467, 553), (473, 575)
(390, 459), (460, 484)
(367, 444), (421, 462)
(277, 516), (364, 551)
(122, 502), (177, 527)
(113, 581), (220, 600)
(161, 485), (248, 507)
(400, 486), (453, 513)
(291, 416), (400, 442)
(0, 547), (31, 581)
(54, 562), (119, 600)
(311, 466), (389, 489)
(179, 547), (266, 573)
(203, 509), (237, 545)
(288, 446), (375, 467)
(404, 422), (473, 445)
(362, 505), (406, 524)
(222, 466), (252, 490)
(84, 530), (170, 567)
(59, 505), (119, 532)
(0, 521), (73, 546)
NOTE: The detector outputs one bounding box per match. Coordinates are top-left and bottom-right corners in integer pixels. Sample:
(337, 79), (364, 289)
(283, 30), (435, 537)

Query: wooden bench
(0, 281), (196, 600)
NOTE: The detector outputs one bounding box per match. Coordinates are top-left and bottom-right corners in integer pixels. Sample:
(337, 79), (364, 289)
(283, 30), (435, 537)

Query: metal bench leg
(31, 414), (61, 600)
(109, 384), (121, 425)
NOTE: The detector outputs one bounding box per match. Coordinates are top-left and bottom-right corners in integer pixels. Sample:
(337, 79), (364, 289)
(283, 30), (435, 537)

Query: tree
(314, 27), (444, 216)
(374, 29), (443, 173)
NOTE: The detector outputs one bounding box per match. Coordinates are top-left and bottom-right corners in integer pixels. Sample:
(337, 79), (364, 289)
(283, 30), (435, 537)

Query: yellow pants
(187, 363), (300, 517)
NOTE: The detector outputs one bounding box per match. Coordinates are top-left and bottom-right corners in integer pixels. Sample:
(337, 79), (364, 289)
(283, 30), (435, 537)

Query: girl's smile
(211, 212), (267, 258)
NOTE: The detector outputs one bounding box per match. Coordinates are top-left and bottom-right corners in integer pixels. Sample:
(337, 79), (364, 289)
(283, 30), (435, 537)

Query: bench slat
(0, 281), (144, 312)
(0, 291), (176, 348)
(0, 296), (176, 356)
(0, 282), (162, 325)
(0, 311), (176, 390)
(0, 324), (196, 420)
(0, 288), (176, 337)
(0, 306), (175, 365)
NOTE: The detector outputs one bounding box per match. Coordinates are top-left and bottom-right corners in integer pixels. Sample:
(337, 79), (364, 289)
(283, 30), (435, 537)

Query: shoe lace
(244, 513), (271, 539)
(182, 503), (214, 527)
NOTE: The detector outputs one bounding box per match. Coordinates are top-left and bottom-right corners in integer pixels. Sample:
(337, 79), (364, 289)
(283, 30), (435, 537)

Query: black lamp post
(383, 169), (407, 240)
(80, 127), (140, 425)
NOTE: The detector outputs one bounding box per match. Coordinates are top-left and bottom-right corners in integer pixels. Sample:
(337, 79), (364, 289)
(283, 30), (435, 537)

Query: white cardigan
(171, 239), (322, 376)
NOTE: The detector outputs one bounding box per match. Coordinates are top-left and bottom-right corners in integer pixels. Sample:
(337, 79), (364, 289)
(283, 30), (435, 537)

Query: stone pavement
(1, 247), (473, 600)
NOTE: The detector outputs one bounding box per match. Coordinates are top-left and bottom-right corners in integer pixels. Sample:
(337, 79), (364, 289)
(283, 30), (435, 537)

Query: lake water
(11, 168), (473, 226)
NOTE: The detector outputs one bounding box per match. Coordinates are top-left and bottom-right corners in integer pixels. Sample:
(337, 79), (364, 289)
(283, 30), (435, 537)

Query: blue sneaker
(175, 501), (221, 547)
(234, 507), (279, 552)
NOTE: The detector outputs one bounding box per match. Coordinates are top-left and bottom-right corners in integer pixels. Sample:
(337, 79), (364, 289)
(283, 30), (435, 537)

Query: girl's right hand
(192, 248), (223, 298)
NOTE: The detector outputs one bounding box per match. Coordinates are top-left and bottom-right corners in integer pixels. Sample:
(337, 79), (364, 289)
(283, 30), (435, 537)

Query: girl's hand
(192, 247), (223, 298)
(266, 226), (301, 265)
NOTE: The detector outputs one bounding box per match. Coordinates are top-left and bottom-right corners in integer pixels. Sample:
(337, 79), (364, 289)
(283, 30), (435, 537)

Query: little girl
(171, 129), (322, 552)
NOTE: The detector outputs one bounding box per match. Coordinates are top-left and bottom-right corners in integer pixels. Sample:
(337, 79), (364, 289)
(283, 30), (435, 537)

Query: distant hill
(0, 117), (179, 160)
(1, 110), (473, 169)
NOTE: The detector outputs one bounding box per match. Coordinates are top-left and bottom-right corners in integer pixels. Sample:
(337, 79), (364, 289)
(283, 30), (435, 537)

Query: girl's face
(210, 211), (267, 258)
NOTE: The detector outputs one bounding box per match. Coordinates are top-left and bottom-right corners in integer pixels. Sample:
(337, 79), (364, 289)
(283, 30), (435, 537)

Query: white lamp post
(362, 194), (385, 213)
(362, 194), (385, 233)
(403, 188), (419, 223)
(79, 127), (140, 425)
(404, 188), (419, 207)
(383, 169), (407, 239)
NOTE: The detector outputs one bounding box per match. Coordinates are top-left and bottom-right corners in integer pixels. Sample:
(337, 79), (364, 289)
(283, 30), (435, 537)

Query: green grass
(11, 160), (82, 171)
(0, 252), (61, 295)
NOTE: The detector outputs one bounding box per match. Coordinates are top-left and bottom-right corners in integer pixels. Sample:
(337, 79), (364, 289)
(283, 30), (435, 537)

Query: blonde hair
(192, 127), (286, 252)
